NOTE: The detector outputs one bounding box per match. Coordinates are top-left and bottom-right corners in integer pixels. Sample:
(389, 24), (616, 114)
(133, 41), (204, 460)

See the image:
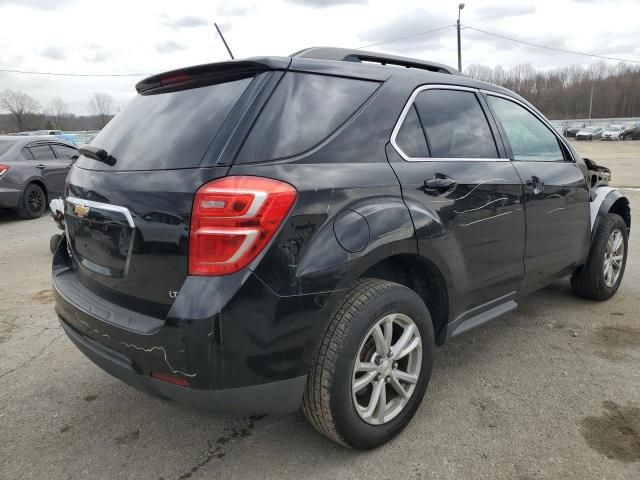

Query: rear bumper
(0, 187), (21, 208)
(52, 237), (333, 414)
(59, 320), (306, 414)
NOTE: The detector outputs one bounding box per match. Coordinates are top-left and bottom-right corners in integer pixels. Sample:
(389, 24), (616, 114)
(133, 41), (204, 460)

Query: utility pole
(457, 3), (465, 72)
(588, 82), (594, 123)
(214, 22), (234, 60)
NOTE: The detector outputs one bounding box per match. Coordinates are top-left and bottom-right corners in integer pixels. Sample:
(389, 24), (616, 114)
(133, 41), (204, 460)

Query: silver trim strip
(389, 84), (510, 163)
(66, 196), (135, 228)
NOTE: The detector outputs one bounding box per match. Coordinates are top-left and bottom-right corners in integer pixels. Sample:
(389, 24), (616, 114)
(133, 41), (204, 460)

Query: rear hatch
(64, 62), (285, 315)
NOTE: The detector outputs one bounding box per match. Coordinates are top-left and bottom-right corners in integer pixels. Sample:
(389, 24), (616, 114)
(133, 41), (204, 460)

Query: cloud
(285, 0), (367, 7)
(357, 9), (452, 52)
(217, 5), (248, 16)
(476, 5), (536, 21)
(0, 0), (72, 9)
(40, 46), (66, 60)
(83, 44), (111, 63)
(164, 15), (209, 29)
(155, 40), (186, 54)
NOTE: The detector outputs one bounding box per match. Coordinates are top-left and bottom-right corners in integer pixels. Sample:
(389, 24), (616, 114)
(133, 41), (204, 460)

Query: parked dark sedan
(621, 122), (640, 140)
(0, 136), (78, 218)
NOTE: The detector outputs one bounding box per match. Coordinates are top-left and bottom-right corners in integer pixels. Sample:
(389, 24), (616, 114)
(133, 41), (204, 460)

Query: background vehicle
(52, 48), (630, 449)
(575, 125), (603, 140)
(621, 121), (640, 140)
(601, 125), (625, 140)
(0, 136), (78, 218)
(565, 122), (585, 137)
(69, 131), (98, 146)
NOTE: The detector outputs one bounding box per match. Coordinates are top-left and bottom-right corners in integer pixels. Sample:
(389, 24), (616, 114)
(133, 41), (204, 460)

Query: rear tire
(571, 213), (628, 301)
(302, 279), (434, 449)
(17, 183), (46, 219)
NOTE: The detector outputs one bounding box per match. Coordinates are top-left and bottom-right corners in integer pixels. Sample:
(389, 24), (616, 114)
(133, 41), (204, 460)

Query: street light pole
(457, 3), (465, 72)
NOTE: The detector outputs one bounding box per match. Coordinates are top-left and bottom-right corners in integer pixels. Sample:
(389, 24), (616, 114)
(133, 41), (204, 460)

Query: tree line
(2, 61), (639, 133)
(0, 90), (116, 133)
(465, 61), (640, 120)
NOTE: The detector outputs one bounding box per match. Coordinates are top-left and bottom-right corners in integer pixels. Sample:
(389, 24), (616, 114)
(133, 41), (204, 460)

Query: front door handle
(35, 164), (46, 170)
(525, 176), (545, 194)
(424, 175), (456, 190)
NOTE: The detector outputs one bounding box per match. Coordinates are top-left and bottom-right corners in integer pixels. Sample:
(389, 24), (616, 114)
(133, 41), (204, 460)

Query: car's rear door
(387, 85), (526, 321)
(25, 142), (68, 196)
(483, 92), (590, 289)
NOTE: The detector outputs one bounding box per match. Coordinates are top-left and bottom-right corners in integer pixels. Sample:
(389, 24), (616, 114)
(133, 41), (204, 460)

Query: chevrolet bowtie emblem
(74, 203), (90, 218)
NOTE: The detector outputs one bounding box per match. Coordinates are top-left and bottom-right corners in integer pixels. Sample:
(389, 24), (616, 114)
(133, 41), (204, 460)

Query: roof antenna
(214, 22), (235, 60)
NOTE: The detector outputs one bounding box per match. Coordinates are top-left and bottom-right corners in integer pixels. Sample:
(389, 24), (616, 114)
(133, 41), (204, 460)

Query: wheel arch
(358, 253), (450, 345)
(591, 188), (630, 242)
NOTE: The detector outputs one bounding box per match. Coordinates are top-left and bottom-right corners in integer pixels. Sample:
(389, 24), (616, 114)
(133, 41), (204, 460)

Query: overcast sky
(1, 0), (639, 114)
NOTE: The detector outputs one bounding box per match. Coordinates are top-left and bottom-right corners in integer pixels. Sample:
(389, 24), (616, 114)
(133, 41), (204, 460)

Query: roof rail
(292, 47), (459, 75)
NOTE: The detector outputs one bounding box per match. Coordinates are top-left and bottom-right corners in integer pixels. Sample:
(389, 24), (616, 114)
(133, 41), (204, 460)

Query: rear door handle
(424, 175), (456, 190)
(35, 164), (46, 170)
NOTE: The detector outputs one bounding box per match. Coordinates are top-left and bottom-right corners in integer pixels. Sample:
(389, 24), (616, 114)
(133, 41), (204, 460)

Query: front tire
(302, 279), (434, 449)
(571, 213), (628, 300)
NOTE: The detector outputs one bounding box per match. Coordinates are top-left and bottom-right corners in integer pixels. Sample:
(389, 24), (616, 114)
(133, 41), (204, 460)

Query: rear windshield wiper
(79, 146), (117, 166)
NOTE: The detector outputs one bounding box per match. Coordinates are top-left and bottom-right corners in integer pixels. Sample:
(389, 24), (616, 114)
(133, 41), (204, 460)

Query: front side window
(487, 96), (564, 162)
(412, 89), (498, 159)
(52, 144), (79, 160)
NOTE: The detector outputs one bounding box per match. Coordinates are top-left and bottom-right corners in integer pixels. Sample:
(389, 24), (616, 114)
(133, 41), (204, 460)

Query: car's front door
(387, 85), (526, 322)
(26, 142), (68, 196)
(484, 93), (591, 289)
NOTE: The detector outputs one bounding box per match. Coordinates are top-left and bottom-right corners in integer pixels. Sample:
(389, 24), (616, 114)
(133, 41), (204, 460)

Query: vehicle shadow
(39, 278), (603, 478)
(0, 209), (23, 224)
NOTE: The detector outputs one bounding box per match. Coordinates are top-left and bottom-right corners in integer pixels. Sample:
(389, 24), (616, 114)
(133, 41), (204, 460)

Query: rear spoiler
(136, 57), (291, 94)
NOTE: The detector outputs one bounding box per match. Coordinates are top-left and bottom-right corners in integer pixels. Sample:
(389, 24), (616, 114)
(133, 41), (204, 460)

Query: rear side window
(395, 105), (429, 158)
(236, 73), (379, 163)
(77, 76), (254, 171)
(28, 144), (56, 160)
(52, 144), (79, 160)
(413, 89), (498, 159)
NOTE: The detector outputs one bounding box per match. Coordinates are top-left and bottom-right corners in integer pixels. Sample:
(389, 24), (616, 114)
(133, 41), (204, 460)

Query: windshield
(77, 76), (254, 171)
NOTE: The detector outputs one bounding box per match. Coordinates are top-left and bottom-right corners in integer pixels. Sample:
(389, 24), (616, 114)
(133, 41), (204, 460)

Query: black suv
(53, 48), (631, 449)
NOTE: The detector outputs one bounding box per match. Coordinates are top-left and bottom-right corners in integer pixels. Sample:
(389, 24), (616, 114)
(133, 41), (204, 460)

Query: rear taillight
(189, 176), (297, 276)
(0, 165), (8, 177)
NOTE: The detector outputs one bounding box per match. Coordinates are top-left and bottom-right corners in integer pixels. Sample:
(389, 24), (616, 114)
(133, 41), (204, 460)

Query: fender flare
(590, 187), (631, 241)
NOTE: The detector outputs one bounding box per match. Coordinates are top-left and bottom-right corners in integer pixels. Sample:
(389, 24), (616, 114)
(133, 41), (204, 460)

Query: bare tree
(47, 97), (69, 130)
(0, 90), (41, 131)
(88, 92), (115, 128)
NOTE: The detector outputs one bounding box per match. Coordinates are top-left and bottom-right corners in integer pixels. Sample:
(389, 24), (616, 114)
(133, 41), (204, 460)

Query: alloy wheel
(603, 229), (624, 288)
(351, 313), (422, 425)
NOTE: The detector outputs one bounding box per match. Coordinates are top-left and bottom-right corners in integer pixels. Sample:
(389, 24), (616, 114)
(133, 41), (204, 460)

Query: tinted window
(487, 96), (564, 162)
(237, 73), (379, 163)
(395, 105), (429, 157)
(28, 144), (55, 160)
(413, 89), (498, 159)
(78, 77), (254, 171)
(21, 147), (34, 160)
(52, 144), (79, 160)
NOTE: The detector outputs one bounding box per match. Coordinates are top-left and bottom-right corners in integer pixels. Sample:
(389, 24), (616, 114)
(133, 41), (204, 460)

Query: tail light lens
(189, 176), (297, 276)
(0, 165), (8, 177)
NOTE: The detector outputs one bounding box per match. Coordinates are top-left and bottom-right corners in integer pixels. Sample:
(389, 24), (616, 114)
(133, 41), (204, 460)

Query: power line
(356, 25), (456, 50)
(463, 25), (640, 65)
(0, 68), (151, 77)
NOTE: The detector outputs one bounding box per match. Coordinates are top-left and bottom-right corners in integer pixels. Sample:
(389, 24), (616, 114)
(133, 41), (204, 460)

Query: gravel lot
(1, 141), (639, 479)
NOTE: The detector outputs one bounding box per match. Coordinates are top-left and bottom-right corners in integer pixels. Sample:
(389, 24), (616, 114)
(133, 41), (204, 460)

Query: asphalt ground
(0, 140), (638, 479)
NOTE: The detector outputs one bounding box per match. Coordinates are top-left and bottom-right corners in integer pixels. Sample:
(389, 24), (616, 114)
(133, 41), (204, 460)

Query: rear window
(77, 76), (253, 171)
(236, 72), (379, 163)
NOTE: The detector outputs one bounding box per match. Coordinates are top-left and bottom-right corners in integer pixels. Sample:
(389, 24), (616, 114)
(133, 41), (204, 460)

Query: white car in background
(601, 125), (625, 140)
